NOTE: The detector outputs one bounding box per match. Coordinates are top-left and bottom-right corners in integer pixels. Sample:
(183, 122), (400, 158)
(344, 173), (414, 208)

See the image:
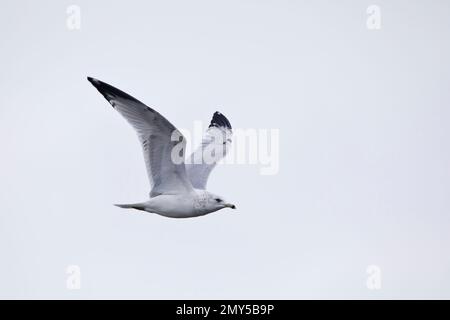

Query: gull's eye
(215, 198), (221, 203)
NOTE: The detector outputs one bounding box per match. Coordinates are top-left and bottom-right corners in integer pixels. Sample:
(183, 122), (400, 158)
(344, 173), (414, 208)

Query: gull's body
(118, 190), (229, 218)
(87, 77), (235, 218)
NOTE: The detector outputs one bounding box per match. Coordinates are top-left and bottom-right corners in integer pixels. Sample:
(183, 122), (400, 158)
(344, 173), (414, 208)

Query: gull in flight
(88, 77), (236, 218)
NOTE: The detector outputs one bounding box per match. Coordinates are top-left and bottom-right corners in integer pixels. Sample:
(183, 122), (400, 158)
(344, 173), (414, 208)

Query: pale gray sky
(1, 0), (450, 299)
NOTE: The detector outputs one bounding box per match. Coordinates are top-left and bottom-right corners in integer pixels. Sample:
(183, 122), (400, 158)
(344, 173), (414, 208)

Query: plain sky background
(1, 0), (450, 299)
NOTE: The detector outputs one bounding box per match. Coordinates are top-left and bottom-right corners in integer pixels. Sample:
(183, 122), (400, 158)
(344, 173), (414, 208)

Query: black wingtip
(209, 111), (232, 130)
(87, 76), (102, 89)
(87, 76), (105, 89)
(87, 77), (143, 108)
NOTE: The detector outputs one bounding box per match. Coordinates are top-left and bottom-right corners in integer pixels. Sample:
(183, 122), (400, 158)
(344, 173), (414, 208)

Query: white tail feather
(114, 203), (146, 211)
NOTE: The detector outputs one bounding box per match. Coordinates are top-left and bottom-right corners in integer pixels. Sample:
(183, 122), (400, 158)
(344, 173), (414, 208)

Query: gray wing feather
(186, 112), (232, 189)
(88, 77), (193, 197)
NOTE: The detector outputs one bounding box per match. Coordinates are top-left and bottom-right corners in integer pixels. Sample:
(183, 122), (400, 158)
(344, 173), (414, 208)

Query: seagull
(87, 77), (236, 218)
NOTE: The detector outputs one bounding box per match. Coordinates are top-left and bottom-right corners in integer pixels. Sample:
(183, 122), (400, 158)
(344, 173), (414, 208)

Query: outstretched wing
(186, 112), (232, 189)
(87, 77), (194, 197)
